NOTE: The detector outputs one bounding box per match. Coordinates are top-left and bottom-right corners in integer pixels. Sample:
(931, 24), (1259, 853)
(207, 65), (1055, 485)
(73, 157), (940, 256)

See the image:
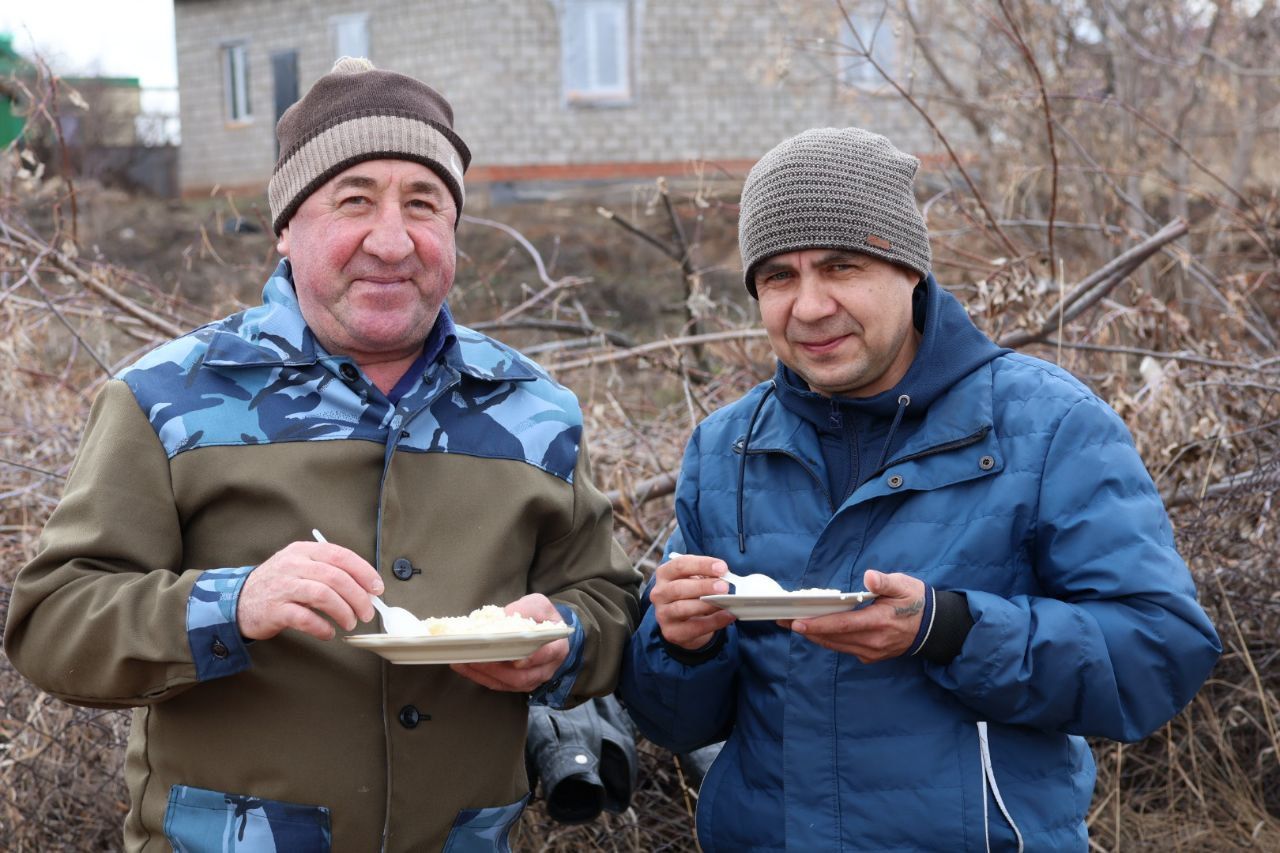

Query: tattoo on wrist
(894, 599), (924, 618)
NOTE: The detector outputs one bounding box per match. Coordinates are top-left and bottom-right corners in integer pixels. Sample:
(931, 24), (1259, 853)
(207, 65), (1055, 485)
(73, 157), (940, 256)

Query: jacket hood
(776, 273), (1007, 425)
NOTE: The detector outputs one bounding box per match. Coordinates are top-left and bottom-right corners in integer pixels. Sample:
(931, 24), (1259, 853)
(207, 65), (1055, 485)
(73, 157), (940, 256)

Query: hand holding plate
(450, 594), (570, 692)
(788, 570), (925, 662)
(651, 552), (737, 651)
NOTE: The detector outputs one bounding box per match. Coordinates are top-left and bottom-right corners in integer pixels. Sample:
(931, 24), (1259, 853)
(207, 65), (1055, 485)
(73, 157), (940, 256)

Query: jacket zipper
(744, 424), (990, 502)
(825, 400), (859, 513)
(868, 426), (991, 481)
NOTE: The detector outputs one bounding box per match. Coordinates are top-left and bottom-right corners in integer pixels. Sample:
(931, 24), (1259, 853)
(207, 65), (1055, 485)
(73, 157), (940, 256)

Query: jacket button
(392, 558), (418, 580)
(887, 474), (904, 488)
(979, 455), (996, 470)
(211, 639), (229, 659)
(398, 705), (429, 729)
(339, 363), (359, 382)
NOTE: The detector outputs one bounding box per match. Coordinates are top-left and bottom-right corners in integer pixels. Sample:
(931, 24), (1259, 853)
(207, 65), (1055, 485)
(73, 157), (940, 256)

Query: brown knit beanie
(738, 127), (932, 298)
(269, 57), (471, 234)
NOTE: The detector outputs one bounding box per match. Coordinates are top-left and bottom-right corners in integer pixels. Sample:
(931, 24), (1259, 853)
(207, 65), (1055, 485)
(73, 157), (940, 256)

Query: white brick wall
(175, 0), (967, 193)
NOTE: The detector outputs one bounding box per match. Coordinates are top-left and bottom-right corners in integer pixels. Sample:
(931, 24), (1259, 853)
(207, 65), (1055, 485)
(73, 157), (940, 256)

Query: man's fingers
(657, 555), (727, 583)
(863, 570), (922, 601)
(503, 593), (562, 624)
(653, 566), (738, 648)
(240, 564), (363, 637)
(451, 633), (569, 693)
(689, 611), (736, 634)
(789, 595), (920, 662)
(650, 576), (730, 605)
(450, 663), (508, 691)
(658, 609), (735, 648)
(649, 553), (730, 653)
(300, 560), (377, 624)
(307, 542), (384, 594)
(790, 610), (866, 635)
(516, 637), (568, 670)
(277, 603), (338, 641)
(453, 661), (547, 693)
(656, 596), (731, 625)
(270, 553), (379, 625)
(284, 575), (361, 631)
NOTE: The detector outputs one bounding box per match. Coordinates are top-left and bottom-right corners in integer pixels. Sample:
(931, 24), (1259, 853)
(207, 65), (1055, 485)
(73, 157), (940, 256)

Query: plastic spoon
(311, 530), (422, 635)
(668, 552), (789, 595)
(722, 571), (790, 596)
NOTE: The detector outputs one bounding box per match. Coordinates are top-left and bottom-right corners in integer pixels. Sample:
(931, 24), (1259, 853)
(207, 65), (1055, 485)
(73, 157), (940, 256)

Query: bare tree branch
(991, 0), (1060, 277)
(461, 214), (590, 292)
(469, 318), (634, 349)
(1000, 219), (1188, 348)
(833, 0), (1023, 258)
(549, 328), (769, 373)
(606, 471), (679, 513)
(1, 225), (186, 340)
(22, 254), (111, 376)
(1038, 339), (1280, 374)
(596, 206), (682, 263)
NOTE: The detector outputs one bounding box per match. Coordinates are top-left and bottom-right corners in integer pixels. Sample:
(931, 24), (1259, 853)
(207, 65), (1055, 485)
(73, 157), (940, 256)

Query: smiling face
(754, 249), (921, 398)
(276, 159), (457, 374)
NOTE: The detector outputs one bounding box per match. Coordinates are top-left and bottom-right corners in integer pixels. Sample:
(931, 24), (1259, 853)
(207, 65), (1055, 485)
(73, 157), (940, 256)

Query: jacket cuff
(186, 566), (255, 682)
(663, 629), (728, 666)
(909, 586), (973, 664)
(530, 604), (584, 708)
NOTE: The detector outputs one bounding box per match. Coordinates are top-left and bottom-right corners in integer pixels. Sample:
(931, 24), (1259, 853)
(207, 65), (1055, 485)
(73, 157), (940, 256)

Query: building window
(331, 13), (371, 61)
(222, 42), (252, 122)
(562, 0), (630, 104)
(838, 11), (897, 86)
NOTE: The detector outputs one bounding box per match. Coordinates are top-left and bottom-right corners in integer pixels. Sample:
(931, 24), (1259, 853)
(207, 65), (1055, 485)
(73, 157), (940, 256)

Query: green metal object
(0, 33), (35, 147)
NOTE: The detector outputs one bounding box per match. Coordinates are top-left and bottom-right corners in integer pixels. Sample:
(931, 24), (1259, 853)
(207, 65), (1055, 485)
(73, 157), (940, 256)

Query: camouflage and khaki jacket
(4, 261), (641, 852)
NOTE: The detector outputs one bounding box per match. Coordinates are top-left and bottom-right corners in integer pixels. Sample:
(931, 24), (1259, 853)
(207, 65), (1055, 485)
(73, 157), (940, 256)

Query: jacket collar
(747, 359), (996, 466)
(202, 259), (537, 384)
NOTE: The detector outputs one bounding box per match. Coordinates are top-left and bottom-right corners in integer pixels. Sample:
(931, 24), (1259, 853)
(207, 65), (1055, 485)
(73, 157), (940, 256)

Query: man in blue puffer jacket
(616, 127), (1221, 852)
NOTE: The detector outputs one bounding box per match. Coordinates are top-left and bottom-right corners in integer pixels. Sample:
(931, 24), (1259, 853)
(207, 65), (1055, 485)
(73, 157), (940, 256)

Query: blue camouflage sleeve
(187, 566), (255, 681)
(529, 603), (584, 708)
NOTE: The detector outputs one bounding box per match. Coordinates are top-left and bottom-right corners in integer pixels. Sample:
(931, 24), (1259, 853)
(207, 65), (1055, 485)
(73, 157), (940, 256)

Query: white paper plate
(700, 592), (877, 620)
(344, 625), (573, 665)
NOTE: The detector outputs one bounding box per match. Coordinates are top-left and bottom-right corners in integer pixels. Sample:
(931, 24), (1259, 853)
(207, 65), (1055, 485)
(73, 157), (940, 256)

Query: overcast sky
(1, 0), (177, 89)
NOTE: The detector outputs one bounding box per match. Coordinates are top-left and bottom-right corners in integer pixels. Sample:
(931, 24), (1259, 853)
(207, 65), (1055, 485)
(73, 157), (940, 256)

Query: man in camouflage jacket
(4, 59), (640, 852)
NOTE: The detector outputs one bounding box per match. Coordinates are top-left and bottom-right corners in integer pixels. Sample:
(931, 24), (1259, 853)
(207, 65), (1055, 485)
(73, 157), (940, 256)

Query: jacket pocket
(441, 794), (529, 853)
(164, 784), (331, 852)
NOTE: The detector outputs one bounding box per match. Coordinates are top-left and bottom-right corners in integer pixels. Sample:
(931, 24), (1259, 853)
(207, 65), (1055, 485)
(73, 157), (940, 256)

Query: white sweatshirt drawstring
(978, 721), (1024, 852)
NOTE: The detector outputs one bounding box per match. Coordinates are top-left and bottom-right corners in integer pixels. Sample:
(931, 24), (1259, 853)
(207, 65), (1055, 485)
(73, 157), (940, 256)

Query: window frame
(561, 0), (632, 106)
(222, 41), (252, 124)
(330, 12), (372, 62)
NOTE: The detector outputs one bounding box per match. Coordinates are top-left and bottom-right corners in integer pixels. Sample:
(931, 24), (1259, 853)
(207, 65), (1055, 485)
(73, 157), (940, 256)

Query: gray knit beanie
(269, 57), (470, 234)
(738, 127), (931, 298)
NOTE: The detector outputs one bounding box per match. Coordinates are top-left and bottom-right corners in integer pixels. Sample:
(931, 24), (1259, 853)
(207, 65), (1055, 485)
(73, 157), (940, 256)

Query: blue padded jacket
(618, 276), (1220, 852)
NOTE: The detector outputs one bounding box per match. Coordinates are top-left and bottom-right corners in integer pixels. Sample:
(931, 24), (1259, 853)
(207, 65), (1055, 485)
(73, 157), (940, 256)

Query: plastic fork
(668, 552), (789, 595)
(311, 530), (422, 635)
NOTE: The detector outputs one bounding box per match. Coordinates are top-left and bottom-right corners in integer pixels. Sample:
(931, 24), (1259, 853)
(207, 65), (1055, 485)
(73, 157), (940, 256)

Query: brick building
(174, 0), (954, 197)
